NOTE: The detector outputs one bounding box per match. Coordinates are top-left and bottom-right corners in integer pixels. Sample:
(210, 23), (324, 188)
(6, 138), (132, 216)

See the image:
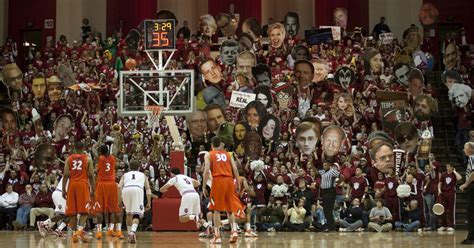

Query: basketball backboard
(118, 69), (194, 116)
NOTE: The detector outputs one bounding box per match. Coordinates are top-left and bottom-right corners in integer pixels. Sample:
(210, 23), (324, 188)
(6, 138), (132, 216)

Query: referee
(460, 142), (474, 245)
(319, 162), (340, 231)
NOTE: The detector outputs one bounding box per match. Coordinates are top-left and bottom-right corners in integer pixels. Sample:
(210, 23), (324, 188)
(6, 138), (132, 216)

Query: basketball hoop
(144, 105), (164, 129)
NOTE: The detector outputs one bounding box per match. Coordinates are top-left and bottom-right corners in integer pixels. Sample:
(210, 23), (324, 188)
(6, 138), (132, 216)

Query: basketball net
(144, 105), (164, 129)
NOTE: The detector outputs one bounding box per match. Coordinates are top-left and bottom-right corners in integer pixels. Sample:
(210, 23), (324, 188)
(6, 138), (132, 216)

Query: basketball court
(8, 231), (469, 247)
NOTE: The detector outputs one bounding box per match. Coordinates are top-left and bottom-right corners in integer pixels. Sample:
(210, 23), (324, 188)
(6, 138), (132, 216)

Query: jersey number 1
(72, 160), (83, 170)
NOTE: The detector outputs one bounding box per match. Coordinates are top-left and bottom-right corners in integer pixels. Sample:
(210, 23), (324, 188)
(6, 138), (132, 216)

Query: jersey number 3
(216, 154), (227, 162)
(105, 162), (111, 172)
(72, 160), (83, 170)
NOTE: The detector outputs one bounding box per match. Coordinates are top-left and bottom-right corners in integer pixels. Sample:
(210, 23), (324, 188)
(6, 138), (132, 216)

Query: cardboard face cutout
(242, 18), (262, 41)
(54, 115), (73, 141)
(243, 131), (262, 160)
(0, 107), (17, 134)
(408, 68), (425, 98)
(313, 60), (329, 83)
(441, 70), (463, 90)
(419, 3), (439, 27)
(333, 8), (348, 29)
(394, 63), (411, 85)
(125, 29), (141, 54)
(414, 94), (437, 121)
(236, 52), (256, 79)
(274, 82), (295, 110)
(443, 42), (459, 70)
(200, 59), (223, 84)
(217, 13), (237, 37)
(220, 39), (240, 65)
(252, 64), (272, 87)
(335, 66), (355, 89)
(373, 142), (395, 174)
(448, 83), (472, 108)
(233, 122), (249, 156)
(244, 100), (267, 129)
(187, 111), (208, 140)
(238, 33), (254, 52)
(254, 85), (272, 108)
(2, 63), (23, 91)
(394, 122), (419, 153)
(258, 114), (280, 142)
(47, 75), (63, 102)
(284, 12), (300, 37)
(34, 143), (57, 172)
(58, 63), (75, 87)
(404, 26), (421, 51)
(199, 14), (217, 37)
(268, 23), (285, 49)
(202, 86), (226, 109)
(32, 77), (47, 99)
(364, 48), (383, 74)
(296, 121), (321, 155)
(322, 125), (344, 157)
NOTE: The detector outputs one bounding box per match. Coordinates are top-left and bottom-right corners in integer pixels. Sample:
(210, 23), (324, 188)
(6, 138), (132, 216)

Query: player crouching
(160, 167), (202, 227)
(118, 160), (152, 243)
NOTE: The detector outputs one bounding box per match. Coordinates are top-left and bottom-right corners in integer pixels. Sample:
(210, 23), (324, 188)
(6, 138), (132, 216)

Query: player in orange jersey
(203, 137), (241, 244)
(62, 141), (95, 243)
(94, 145), (121, 239)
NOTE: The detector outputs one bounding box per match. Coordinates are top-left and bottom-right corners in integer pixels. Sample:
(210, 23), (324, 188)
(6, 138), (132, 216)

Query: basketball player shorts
(95, 181), (120, 213)
(122, 186), (145, 215)
(52, 190), (66, 215)
(65, 181), (90, 216)
(209, 176), (239, 212)
(179, 191), (201, 217)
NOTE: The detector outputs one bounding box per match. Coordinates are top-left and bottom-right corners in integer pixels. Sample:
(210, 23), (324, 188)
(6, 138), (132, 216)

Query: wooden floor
(2, 230), (470, 248)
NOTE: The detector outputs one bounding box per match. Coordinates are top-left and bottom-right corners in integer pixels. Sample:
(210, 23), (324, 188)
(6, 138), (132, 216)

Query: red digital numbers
(152, 32), (170, 48)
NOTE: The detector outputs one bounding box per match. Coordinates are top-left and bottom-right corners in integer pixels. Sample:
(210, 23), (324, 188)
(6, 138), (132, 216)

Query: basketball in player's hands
(125, 58), (137, 70)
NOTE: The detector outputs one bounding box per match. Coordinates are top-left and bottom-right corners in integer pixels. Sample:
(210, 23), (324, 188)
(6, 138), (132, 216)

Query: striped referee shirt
(318, 167), (340, 189)
(467, 155), (474, 182)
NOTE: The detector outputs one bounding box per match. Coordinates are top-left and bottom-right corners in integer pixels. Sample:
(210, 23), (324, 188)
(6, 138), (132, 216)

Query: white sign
(229, 91), (256, 109)
(379, 32), (393, 44)
(44, 19), (54, 29)
(319, 26), (341, 41)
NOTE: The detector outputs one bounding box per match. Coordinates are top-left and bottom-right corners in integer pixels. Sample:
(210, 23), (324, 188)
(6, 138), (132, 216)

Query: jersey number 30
(216, 154), (227, 162)
(72, 160), (83, 170)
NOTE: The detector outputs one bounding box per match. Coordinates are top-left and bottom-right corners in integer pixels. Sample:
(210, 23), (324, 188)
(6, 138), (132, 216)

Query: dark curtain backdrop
(208, 0), (262, 25)
(315, 0), (369, 34)
(106, 0), (157, 35)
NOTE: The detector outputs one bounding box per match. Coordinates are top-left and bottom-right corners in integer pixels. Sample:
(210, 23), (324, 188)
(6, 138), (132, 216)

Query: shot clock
(144, 19), (176, 50)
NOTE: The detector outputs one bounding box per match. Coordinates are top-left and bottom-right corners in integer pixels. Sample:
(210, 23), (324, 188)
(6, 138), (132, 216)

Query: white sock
(131, 224), (138, 233)
(116, 223), (122, 231)
(221, 219), (229, 225)
(245, 223), (251, 231)
(109, 223), (114, 230)
(189, 214), (196, 221)
(97, 224), (102, 232)
(57, 222), (66, 231)
(203, 222), (209, 228)
(232, 223), (238, 232)
(43, 219), (52, 226)
(208, 221), (213, 227)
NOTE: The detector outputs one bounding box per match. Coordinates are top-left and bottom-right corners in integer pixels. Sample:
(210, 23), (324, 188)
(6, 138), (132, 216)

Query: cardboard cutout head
(187, 110), (208, 140)
(236, 51), (256, 78)
(220, 39), (240, 65)
(313, 59), (329, 83)
(258, 114), (280, 142)
(243, 131), (262, 160)
(414, 94), (438, 121)
(34, 142), (57, 172)
(321, 125), (345, 157)
(243, 100), (267, 129)
(291, 45), (311, 61)
(32, 74), (47, 99)
(58, 63), (75, 87)
(296, 121), (321, 155)
(200, 58), (223, 84)
(443, 42), (459, 70)
(403, 26), (421, 51)
(202, 86), (226, 109)
(363, 48), (382, 74)
(333, 8), (348, 29)
(394, 122), (419, 153)
(216, 13), (237, 37)
(199, 14), (217, 37)
(205, 104), (226, 133)
(441, 70), (463, 90)
(242, 18), (262, 41)
(371, 141), (395, 174)
(252, 64), (272, 87)
(254, 85), (272, 108)
(419, 3), (439, 27)
(394, 63), (411, 85)
(274, 82), (295, 109)
(408, 68), (425, 98)
(47, 75), (63, 102)
(238, 33), (254, 52)
(54, 114), (73, 141)
(268, 23), (285, 49)
(448, 83), (472, 108)
(294, 60), (315, 89)
(284, 12), (300, 37)
(0, 107), (17, 134)
(2, 63), (23, 91)
(335, 66), (355, 89)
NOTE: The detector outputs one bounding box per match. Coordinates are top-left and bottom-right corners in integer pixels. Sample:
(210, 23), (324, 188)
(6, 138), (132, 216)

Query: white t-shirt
(167, 174), (196, 195)
(122, 171), (145, 188)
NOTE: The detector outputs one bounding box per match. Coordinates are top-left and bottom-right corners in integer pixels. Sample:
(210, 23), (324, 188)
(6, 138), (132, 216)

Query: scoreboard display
(144, 19), (176, 50)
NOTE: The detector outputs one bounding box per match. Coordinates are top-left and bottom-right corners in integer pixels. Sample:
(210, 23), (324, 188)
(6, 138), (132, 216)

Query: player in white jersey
(37, 177), (70, 237)
(118, 160), (152, 244)
(160, 168), (201, 226)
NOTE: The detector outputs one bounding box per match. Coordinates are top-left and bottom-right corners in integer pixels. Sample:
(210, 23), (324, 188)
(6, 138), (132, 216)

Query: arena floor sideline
(2, 230), (469, 247)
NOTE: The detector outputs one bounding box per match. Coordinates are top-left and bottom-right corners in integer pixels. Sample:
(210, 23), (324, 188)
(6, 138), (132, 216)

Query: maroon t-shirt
(384, 176), (399, 198)
(253, 182), (268, 206)
(439, 172), (457, 195)
(350, 176), (369, 199)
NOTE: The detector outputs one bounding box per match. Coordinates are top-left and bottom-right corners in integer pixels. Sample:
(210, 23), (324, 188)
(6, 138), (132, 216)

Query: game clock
(144, 19), (176, 50)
